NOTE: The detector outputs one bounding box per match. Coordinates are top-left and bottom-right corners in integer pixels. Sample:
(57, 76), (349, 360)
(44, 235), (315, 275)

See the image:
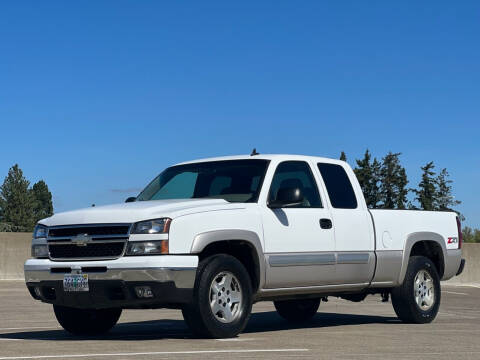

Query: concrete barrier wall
(447, 243), (480, 285)
(0, 233), (479, 283)
(0, 232), (31, 280)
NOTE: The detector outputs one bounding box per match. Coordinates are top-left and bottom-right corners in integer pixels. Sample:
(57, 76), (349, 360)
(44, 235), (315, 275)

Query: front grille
(48, 225), (130, 238)
(49, 242), (126, 259)
(47, 224), (130, 260)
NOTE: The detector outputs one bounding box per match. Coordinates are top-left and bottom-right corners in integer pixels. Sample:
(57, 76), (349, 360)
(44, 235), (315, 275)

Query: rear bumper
(24, 255), (198, 309)
(456, 258), (466, 276)
(442, 249), (463, 281)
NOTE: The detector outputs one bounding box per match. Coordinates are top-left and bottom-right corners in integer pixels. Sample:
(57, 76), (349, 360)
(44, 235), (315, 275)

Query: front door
(260, 161), (336, 288)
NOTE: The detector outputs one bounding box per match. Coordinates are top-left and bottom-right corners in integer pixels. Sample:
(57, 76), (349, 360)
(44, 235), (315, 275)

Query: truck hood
(40, 199), (244, 227)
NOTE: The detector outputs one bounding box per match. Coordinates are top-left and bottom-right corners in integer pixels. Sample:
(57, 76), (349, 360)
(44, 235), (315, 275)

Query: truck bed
(369, 209), (462, 283)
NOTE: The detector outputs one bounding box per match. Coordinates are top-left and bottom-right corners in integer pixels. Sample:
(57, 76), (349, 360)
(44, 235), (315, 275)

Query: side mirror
(268, 187), (304, 209)
(125, 197), (136, 203)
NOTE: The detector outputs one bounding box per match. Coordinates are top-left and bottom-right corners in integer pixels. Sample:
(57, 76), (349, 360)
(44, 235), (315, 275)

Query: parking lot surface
(0, 281), (479, 360)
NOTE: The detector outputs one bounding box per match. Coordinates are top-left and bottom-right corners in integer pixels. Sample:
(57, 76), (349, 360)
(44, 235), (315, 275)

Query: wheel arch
(398, 232), (447, 285)
(191, 230), (265, 293)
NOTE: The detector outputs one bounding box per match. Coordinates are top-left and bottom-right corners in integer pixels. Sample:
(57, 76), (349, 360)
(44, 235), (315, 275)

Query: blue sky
(1, 1), (479, 227)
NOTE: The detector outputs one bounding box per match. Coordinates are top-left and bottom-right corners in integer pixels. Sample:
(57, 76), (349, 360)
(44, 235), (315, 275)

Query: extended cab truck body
(25, 155), (466, 338)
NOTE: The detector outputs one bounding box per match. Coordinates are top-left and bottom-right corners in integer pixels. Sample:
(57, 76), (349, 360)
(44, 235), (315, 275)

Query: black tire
(182, 254), (253, 338)
(53, 305), (122, 335)
(274, 298), (320, 323)
(391, 256), (441, 324)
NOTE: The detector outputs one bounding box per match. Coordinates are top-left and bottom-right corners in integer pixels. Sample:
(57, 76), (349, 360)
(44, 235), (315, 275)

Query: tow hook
(381, 292), (390, 303)
(321, 296), (328, 302)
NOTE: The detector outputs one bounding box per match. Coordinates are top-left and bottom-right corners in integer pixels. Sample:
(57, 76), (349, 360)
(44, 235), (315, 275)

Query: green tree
(434, 168), (462, 213)
(463, 226), (473, 242)
(462, 227), (480, 243)
(379, 152), (409, 209)
(413, 161), (436, 210)
(354, 150), (381, 208)
(339, 151), (347, 162)
(0, 164), (35, 230)
(31, 180), (53, 223)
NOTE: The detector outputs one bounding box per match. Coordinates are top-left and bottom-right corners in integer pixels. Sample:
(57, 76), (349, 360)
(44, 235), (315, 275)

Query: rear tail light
(456, 216), (463, 249)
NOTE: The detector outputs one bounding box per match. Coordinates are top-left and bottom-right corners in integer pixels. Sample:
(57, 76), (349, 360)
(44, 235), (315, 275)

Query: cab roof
(175, 154), (346, 166)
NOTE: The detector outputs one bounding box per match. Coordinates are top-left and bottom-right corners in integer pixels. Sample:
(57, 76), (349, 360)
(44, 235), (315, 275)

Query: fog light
(34, 286), (42, 298)
(32, 244), (49, 258)
(135, 286), (153, 298)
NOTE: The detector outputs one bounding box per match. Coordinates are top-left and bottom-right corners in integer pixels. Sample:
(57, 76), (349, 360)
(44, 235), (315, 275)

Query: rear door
(316, 162), (375, 285)
(261, 161), (336, 288)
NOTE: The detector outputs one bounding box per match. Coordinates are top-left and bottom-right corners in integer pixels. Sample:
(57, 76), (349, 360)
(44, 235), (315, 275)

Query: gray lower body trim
(335, 252), (375, 285)
(24, 267), (196, 289)
(265, 251), (375, 289)
(370, 250), (403, 287)
(257, 283), (370, 300)
(265, 252), (336, 288)
(267, 252), (371, 267)
(337, 253), (371, 264)
(269, 253), (336, 267)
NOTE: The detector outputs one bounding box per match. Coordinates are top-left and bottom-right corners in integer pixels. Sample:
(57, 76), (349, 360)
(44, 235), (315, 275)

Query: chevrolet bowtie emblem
(71, 233), (92, 247)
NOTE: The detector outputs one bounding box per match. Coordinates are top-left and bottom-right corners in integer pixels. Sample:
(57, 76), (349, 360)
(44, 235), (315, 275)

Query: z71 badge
(447, 237), (458, 244)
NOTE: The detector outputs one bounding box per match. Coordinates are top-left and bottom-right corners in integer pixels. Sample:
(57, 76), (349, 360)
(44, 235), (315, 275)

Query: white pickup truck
(25, 154), (465, 338)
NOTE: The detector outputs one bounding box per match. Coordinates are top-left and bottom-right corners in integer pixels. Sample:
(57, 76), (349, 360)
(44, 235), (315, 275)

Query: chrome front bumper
(25, 255), (198, 288)
(24, 256), (198, 309)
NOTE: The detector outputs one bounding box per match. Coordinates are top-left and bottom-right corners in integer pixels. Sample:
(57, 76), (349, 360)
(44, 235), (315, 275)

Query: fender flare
(191, 229), (266, 291)
(398, 231), (447, 284)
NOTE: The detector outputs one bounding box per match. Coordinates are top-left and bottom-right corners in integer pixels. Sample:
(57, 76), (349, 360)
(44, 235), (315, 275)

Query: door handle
(320, 218), (333, 229)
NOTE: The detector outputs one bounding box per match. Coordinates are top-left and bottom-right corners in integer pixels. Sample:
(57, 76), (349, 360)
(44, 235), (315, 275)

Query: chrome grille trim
(46, 223), (132, 261)
(48, 235), (131, 241)
(48, 239), (128, 245)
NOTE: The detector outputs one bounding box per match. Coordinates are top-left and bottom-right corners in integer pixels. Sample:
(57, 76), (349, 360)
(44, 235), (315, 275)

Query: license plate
(63, 274), (89, 292)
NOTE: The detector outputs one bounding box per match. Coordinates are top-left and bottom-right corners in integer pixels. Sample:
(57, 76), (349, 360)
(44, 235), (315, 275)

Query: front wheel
(391, 256), (441, 324)
(274, 298), (320, 323)
(53, 305), (122, 335)
(182, 254), (253, 338)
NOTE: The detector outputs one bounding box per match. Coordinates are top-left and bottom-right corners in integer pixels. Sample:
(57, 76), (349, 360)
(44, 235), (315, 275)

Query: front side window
(137, 160), (269, 203)
(317, 163), (358, 209)
(268, 161), (322, 208)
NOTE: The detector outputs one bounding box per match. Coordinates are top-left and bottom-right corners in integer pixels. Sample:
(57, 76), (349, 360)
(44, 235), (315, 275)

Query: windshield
(136, 159), (270, 203)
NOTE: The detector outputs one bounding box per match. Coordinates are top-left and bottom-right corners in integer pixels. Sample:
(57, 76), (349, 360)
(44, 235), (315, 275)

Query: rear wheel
(182, 254), (253, 338)
(53, 305), (122, 335)
(274, 298), (320, 323)
(391, 256), (441, 324)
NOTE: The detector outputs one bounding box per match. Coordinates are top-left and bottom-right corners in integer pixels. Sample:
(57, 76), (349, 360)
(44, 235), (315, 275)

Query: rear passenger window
(317, 163), (357, 209)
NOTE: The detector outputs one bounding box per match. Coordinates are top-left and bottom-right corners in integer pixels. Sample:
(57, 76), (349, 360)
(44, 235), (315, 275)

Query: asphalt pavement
(0, 281), (479, 360)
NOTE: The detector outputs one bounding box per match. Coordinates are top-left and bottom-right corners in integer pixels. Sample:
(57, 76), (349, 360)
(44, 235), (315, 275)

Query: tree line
(462, 227), (480, 243)
(0, 164), (53, 232)
(340, 150), (479, 243)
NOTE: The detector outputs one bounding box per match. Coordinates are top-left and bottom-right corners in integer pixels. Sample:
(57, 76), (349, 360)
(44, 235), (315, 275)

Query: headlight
(126, 241), (168, 255)
(31, 244), (49, 258)
(131, 218), (171, 234)
(33, 224), (48, 239)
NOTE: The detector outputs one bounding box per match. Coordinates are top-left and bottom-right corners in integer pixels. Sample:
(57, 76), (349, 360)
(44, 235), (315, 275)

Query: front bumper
(24, 255), (198, 309)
